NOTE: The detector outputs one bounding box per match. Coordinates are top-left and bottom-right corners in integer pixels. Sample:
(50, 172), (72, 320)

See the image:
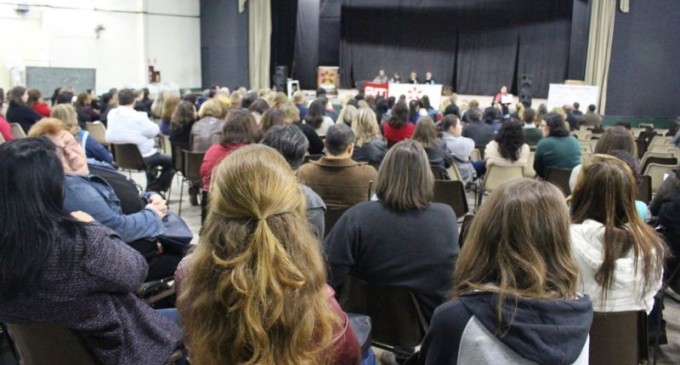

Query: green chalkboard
(26, 67), (96, 98)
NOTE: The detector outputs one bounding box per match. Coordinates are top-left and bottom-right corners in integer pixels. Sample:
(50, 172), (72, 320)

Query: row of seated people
(0, 114), (675, 365)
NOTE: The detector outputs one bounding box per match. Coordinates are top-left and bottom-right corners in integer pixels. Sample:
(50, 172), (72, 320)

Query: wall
(0, 0), (201, 94)
(200, 0), (249, 89)
(607, 0), (680, 117)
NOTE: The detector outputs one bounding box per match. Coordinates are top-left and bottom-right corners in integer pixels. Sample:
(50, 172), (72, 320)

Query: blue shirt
(63, 174), (165, 242)
(77, 130), (113, 164)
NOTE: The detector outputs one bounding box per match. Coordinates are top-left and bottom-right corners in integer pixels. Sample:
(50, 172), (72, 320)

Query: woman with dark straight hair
(324, 140), (459, 322)
(304, 99), (334, 137)
(0, 138), (181, 364)
(533, 112), (581, 178)
(383, 101), (415, 145)
(27, 88), (51, 117)
(570, 154), (666, 313)
(413, 179), (592, 365)
(5, 86), (43, 133)
(412, 116), (452, 178)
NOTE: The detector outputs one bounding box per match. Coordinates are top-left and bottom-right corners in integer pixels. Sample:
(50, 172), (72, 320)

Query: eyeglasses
(55, 138), (80, 158)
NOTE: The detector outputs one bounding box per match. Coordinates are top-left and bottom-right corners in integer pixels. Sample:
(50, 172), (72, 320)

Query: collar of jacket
(311, 156), (367, 168)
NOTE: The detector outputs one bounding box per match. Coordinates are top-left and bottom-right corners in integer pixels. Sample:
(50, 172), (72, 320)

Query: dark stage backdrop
(339, 0), (573, 98)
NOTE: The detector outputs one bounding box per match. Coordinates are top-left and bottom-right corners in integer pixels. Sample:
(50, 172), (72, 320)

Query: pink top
(199, 143), (247, 189)
(0, 116), (14, 142)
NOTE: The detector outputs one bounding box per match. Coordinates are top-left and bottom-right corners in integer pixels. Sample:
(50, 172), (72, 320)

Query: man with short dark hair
(522, 108), (543, 146)
(297, 123), (377, 207)
(581, 104), (602, 130)
(261, 125), (327, 238)
(106, 88), (175, 192)
(462, 108), (495, 148)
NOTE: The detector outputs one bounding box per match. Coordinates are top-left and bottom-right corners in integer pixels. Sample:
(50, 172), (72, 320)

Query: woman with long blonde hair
(570, 154), (666, 313)
(351, 107), (386, 168)
(179, 144), (361, 365)
(413, 179), (592, 365)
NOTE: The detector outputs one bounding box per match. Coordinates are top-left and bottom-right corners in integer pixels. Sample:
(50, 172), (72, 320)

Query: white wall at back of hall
(0, 0), (200, 94)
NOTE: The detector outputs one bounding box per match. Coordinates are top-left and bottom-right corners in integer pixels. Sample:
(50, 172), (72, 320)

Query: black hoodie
(412, 292), (593, 365)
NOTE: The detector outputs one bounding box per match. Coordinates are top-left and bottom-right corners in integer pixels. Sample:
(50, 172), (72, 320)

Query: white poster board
(388, 84), (443, 110)
(547, 84), (599, 111)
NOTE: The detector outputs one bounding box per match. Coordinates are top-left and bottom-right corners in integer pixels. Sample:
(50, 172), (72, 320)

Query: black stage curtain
(294, 0), (321, 89)
(270, 0), (298, 81)
(339, 0), (572, 98)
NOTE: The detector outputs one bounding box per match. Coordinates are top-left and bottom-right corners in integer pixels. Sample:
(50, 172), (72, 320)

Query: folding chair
(477, 163), (524, 208)
(84, 122), (107, 146)
(433, 180), (470, 219)
(640, 152), (676, 175)
(111, 143), (146, 178)
(324, 205), (351, 238)
(644, 163), (678, 194)
(589, 311), (648, 365)
(573, 130), (592, 141)
(10, 123), (26, 139)
(178, 150), (205, 215)
(545, 167), (574, 197)
(524, 152), (536, 177)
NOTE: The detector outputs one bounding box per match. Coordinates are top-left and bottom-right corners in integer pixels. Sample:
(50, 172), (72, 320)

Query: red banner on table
(364, 82), (389, 97)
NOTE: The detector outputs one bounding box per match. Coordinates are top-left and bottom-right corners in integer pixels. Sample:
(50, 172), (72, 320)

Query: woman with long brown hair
(178, 144), (361, 365)
(412, 178), (592, 365)
(570, 154), (666, 313)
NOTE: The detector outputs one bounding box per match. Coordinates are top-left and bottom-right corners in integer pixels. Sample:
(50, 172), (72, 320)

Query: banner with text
(363, 82), (389, 97)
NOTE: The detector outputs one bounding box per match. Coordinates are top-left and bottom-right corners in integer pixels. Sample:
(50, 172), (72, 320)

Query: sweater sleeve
(83, 225), (148, 292)
(533, 142), (546, 178)
(413, 301), (471, 365)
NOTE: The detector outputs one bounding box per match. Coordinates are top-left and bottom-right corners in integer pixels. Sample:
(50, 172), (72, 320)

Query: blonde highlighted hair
(179, 145), (338, 365)
(352, 107), (381, 147)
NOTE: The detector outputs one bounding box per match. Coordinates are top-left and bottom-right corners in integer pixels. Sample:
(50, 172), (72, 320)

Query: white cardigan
(570, 219), (662, 313)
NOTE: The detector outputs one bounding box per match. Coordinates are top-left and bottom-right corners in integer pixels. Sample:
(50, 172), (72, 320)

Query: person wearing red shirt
(383, 101), (415, 145)
(199, 109), (259, 189)
(27, 89), (51, 117)
(0, 115), (14, 141)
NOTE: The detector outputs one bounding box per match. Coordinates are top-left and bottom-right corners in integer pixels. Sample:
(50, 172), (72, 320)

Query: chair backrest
(630, 128), (644, 138)
(433, 180), (469, 218)
(84, 122), (107, 145)
(482, 164), (524, 193)
(637, 175), (652, 205)
(581, 152), (593, 165)
(574, 130), (592, 141)
(470, 148), (482, 162)
(649, 135), (670, 146)
(523, 152), (536, 177)
(545, 167), (573, 196)
(446, 163), (463, 181)
(10, 123), (26, 139)
(338, 276), (428, 349)
(647, 144), (673, 154)
(644, 163), (678, 194)
(4, 323), (97, 365)
(183, 150), (205, 182)
(161, 134), (172, 155)
(640, 152), (676, 174)
(111, 144), (146, 171)
(589, 311), (648, 365)
(639, 123), (654, 129)
(324, 205), (350, 237)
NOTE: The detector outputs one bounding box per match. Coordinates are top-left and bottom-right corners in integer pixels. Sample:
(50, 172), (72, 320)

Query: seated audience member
(484, 120), (530, 168)
(408, 99), (420, 123)
(383, 102), (415, 145)
(99, 89), (118, 126)
(419, 95), (437, 120)
(200, 108), (259, 189)
(324, 140), (459, 322)
(671, 128), (680, 148)
(191, 98), (225, 152)
(337, 104), (358, 126)
(0, 138), (182, 365)
(75, 92), (101, 126)
(571, 155), (665, 313)
(169, 101), (197, 152)
(150, 90), (168, 119)
(564, 104), (580, 131)
(522, 107), (542, 146)
(533, 113), (581, 178)
(159, 95), (180, 136)
(374, 69), (388, 83)
(351, 107), (387, 168)
(55, 90), (75, 105)
(28, 119), (182, 281)
(442, 94), (460, 117)
(51, 104), (113, 165)
(305, 99), (335, 137)
(106, 88), (175, 192)
(581, 104), (602, 130)
(483, 107), (502, 133)
(650, 168), (680, 217)
(0, 114), (15, 142)
(611, 151), (650, 220)
(462, 108), (494, 148)
(177, 145), (362, 365)
(298, 123), (378, 207)
(27, 88), (51, 117)
(285, 101), (323, 155)
(374, 97), (390, 124)
(259, 108), (286, 135)
(240, 91), (258, 109)
(292, 91), (309, 120)
(441, 114), (476, 183)
(658, 196), (680, 285)
(412, 117), (452, 179)
(134, 87), (153, 117)
(322, 95), (339, 122)
(413, 179), (592, 365)
(50, 87), (61, 107)
(261, 125), (327, 239)
(6, 86), (42, 133)
(248, 98), (270, 123)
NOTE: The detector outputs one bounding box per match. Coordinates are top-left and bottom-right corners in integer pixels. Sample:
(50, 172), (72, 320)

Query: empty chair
(339, 276), (428, 360)
(573, 130), (592, 141)
(477, 163), (524, 207)
(545, 167), (573, 196)
(178, 150), (205, 215)
(640, 152), (676, 174)
(10, 123), (26, 139)
(433, 180), (469, 219)
(645, 163), (679, 194)
(647, 144), (674, 154)
(589, 311), (648, 365)
(111, 143), (146, 177)
(84, 122), (107, 146)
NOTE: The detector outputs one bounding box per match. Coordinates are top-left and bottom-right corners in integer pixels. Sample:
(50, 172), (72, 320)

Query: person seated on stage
(106, 88), (176, 192)
(390, 72), (402, 83)
(28, 118), (184, 281)
(298, 123), (378, 208)
(0, 138), (182, 365)
(383, 102), (415, 146)
(424, 71), (436, 85)
(441, 115), (476, 183)
(408, 71), (420, 84)
(373, 69), (388, 83)
(522, 107), (543, 146)
(51, 103), (113, 166)
(493, 85), (511, 115)
(462, 108), (495, 149)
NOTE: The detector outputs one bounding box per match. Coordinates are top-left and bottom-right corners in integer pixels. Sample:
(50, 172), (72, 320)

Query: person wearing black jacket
(5, 86), (42, 133)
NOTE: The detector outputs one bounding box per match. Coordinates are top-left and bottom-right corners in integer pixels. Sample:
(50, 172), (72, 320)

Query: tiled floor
(154, 171), (679, 364)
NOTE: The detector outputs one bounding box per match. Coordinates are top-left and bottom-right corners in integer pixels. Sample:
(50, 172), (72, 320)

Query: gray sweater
(0, 223), (182, 365)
